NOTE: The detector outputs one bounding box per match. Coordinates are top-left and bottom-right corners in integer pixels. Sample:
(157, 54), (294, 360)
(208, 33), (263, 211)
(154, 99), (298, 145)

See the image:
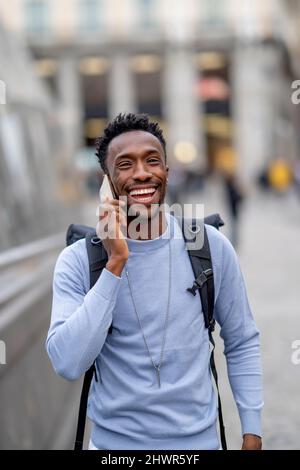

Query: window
(139, 0), (155, 28)
(132, 54), (162, 117)
(80, 0), (102, 32)
(203, 0), (224, 27)
(26, 0), (48, 34)
(81, 60), (109, 146)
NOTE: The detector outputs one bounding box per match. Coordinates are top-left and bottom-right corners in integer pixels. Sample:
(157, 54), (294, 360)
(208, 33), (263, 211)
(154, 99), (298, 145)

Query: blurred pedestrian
(214, 144), (244, 247)
(268, 158), (293, 193)
(166, 163), (187, 205)
(293, 159), (300, 199)
(224, 173), (244, 247)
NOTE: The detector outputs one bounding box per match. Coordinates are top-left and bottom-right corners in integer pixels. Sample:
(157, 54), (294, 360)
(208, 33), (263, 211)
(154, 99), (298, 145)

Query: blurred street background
(0, 0), (300, 449)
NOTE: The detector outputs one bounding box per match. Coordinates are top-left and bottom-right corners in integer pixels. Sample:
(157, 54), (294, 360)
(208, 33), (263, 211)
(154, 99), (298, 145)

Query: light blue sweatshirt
(46, 212), (263, 450)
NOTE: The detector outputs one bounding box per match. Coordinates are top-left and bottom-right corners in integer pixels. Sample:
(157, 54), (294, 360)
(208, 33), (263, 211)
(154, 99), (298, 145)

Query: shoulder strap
(175, 217), (215, 330)
(177, 216), (227, 450)
(185, 222), (215, 331)
(74, 363), (97, 450)
(85, 234), (112, 333)
(85, 234), (108, 288)
(74, 235), (109, 451)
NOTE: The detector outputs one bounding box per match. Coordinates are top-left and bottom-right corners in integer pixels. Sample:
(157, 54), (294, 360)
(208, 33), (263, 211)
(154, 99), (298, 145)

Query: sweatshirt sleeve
(46, 242), (122, 381)
(213, 231), (264, 438)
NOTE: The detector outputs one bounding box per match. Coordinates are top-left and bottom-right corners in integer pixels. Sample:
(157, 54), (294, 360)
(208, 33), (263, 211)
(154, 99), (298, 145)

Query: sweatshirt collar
(126, 212), (174, 253)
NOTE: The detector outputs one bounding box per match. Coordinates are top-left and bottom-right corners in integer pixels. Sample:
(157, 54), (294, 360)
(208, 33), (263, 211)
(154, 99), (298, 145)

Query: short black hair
(95, 113), (167, 173)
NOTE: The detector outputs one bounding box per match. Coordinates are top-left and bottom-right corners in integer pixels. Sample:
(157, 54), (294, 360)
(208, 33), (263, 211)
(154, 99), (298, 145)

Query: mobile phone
(99, 174), (115, 202)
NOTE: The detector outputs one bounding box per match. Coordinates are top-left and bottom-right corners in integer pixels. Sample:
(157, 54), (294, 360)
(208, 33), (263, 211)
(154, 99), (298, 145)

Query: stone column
(162, 46), (206, 172)
(108, 53), (136, 119)
(57, 56), (83, 158)
(231, 42), (282, 184)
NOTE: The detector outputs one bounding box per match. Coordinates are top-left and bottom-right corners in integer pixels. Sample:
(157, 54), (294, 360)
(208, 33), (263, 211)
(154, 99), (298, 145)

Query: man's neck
(126, 209), (167, 240)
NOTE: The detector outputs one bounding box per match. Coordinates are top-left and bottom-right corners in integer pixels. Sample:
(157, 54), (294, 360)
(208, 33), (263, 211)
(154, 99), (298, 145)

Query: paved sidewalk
(191, 183), (300, 450)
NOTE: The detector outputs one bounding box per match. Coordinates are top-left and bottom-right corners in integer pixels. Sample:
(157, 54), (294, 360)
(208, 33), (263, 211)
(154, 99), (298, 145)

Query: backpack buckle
(188, 223), (201, 234)
(186, 268), (213, 296)
(91, 236), (102, 245)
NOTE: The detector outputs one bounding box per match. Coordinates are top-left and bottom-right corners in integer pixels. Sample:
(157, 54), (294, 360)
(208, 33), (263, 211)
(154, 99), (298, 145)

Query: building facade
(0, 0), (296, 184)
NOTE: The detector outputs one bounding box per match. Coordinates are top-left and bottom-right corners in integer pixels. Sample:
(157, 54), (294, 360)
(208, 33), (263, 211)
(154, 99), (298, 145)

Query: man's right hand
(96, 197), (129, 277)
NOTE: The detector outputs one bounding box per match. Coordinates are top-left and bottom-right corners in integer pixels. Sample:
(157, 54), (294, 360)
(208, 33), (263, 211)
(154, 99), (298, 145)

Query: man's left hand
(241, 434), (262, 450)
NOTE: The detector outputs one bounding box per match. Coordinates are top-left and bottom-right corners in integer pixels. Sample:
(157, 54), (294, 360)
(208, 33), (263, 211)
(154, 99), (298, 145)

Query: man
(46, 113), (263, 450)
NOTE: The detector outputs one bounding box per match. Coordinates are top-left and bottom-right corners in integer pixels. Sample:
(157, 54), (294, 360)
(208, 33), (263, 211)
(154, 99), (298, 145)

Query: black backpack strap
(85, 234), (111, 333)
(85, 234), (108, 288)
(208, 332), (227, 450)
(74, 363), (98, 450)
(186, 226), (215, 331)
(73, 235), (109, 451)
(177, 216), (227, 450)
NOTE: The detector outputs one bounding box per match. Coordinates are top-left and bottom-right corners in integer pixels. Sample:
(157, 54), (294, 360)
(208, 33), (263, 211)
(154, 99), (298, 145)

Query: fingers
(103, 197), (126, 207)
(95, 198), (127, 240)
(96, 200), (126, 219)
(97, 207), (126, 226)
(96, 213), (126, 240)
(116, 210), (127, 227)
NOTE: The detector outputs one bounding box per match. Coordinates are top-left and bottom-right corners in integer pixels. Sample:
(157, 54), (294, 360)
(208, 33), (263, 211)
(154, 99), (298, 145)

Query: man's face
(106, 130), (169, 218)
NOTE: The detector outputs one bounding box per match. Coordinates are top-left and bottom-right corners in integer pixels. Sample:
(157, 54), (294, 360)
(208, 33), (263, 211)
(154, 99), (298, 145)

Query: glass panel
(80, 0), (102, 32)
(25, 0), (48, 33)
(139, 0), (155, 28)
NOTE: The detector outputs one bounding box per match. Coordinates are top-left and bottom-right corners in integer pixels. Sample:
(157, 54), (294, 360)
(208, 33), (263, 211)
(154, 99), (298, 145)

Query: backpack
(66, 213), (227, 450)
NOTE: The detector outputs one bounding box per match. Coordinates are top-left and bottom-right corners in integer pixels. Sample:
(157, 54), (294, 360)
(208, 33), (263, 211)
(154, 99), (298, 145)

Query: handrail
(0, 232), (65, 269)
(0, 255), (57, 306)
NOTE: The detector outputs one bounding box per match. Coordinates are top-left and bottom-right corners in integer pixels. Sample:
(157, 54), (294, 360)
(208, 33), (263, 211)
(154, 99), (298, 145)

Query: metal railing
(0, 231), (79, 449)
(0, 232), (65, 310)
(0, 232), (65, 269)
(0, 231), (65, 365)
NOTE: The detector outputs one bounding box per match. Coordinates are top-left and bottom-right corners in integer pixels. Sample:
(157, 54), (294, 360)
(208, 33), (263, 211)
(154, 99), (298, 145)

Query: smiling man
(97, 116), (169, 246)
(46, 113), (263, 450)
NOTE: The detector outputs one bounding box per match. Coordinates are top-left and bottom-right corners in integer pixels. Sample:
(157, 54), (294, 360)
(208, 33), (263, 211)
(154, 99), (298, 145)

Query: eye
(118, 161), (132, 169)
(148, 157), (160, 164)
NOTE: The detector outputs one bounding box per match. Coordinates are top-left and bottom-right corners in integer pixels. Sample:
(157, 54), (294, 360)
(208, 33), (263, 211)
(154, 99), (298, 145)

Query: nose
(132, 161), (152, 181)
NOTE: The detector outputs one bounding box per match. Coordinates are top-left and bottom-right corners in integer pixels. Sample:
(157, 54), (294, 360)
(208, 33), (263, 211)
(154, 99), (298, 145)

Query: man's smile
(125, 184), (160, 206)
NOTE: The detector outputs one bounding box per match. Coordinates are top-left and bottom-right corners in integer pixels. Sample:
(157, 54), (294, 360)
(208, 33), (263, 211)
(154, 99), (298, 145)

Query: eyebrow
(114, 148), (161, 163)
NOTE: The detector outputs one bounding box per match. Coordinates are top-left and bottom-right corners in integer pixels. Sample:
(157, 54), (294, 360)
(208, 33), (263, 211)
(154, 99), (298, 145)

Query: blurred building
(277, 0), (300, 171)
(0, 21), (68, 250)
(0, 0), (298, 184)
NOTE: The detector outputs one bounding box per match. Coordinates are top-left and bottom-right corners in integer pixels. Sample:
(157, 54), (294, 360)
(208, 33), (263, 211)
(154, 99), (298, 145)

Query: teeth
(129, 188), (156, 196)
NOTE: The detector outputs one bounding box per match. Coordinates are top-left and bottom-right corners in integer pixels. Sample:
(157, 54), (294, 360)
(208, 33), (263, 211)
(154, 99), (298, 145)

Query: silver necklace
(125, 239), (172, 388)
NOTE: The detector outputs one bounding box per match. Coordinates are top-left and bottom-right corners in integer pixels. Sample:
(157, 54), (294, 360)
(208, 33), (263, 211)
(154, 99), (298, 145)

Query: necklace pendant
(127, 240), (171, 390)
(155, 364), (161, 388)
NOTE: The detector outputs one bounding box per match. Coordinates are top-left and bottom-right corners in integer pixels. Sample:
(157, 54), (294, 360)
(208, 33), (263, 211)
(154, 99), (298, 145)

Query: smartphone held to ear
(99, 175), (115, 202)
